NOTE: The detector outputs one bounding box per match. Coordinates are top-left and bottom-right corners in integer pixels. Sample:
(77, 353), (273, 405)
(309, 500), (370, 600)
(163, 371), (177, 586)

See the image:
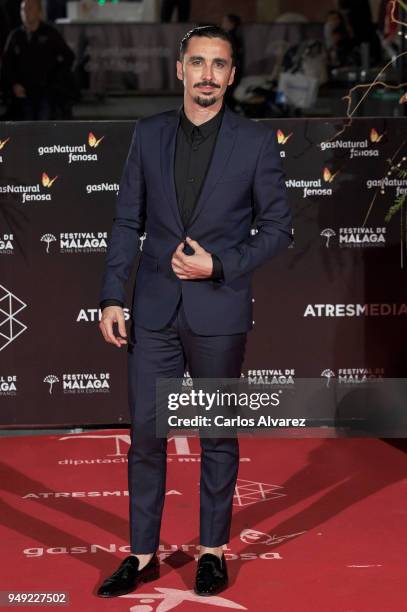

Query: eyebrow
(188, 55), (228, 64)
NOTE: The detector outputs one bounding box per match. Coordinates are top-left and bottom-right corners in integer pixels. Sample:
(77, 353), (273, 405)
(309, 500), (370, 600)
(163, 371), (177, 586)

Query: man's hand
(99, 306), (128, 348)
(171, 237), (213, 280)
(13, 83), (26, 98)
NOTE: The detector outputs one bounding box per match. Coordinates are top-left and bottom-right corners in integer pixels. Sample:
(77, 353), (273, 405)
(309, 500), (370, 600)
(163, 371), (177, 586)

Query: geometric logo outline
(0, 284), (27, 351)
(233, 478), (286, 507)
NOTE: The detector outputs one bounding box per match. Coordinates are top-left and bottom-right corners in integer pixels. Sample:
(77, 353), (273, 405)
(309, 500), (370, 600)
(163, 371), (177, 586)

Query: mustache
(194, 81), (221, 89)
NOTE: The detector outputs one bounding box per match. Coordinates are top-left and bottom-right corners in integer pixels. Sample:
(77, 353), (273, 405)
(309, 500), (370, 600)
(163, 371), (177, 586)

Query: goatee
(193, 95), (217, 108)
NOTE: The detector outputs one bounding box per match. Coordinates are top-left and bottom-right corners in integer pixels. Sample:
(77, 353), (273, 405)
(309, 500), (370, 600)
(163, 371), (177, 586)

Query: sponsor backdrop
(0, 118), (406, 426)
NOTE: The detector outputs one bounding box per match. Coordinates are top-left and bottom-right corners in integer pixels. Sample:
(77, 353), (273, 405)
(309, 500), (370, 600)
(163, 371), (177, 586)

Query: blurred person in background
(337, 0), (382, 65)
(1, 0), (75, 119)
(221, 13), (244, 110)
(324, 10), (349, 51)
(160, 0), (190, 22)
(324, 9), (354, 69)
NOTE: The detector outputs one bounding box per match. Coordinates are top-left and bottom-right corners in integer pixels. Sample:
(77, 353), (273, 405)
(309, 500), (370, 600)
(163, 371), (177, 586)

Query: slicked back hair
(179, 25), (235, 66)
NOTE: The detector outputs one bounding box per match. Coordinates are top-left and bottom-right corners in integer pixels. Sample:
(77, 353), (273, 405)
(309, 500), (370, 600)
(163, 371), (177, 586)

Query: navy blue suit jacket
(100, 107), (292, 335)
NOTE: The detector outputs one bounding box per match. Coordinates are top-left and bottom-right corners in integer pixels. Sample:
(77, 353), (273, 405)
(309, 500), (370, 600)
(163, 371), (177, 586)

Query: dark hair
(179, 25), (235, 65)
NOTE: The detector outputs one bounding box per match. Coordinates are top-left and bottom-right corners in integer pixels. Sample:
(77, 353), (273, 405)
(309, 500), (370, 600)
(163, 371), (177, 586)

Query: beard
(193, 94), (218, 108)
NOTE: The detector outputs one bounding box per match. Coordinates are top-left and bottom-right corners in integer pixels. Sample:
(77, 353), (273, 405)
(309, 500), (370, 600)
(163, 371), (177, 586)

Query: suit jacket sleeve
(100, 123), (146, 304)
(215, 128), (292, 285)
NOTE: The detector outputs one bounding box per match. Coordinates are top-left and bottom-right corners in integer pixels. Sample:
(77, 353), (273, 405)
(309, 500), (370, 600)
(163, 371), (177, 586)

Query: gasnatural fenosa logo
(0, 173), (58, 203)
(88, 132), (104, 148)
(0, 137), (10, 163)
(42, 173), (58, 188)
(323, 167), (339, 183)
(37, 132), (104, 163)
(276, 129), (293, 158)
(320, 128), (384, 159)
(286, 167), (338, 198)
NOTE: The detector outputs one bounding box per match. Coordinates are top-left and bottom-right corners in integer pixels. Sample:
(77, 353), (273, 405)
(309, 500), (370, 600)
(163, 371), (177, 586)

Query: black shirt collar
(180, 104), (225, 141)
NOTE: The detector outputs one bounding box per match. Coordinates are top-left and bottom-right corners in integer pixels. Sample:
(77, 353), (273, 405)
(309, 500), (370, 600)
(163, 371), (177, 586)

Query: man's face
(21, 0), (41, 28)
(177, 36), (235, 108)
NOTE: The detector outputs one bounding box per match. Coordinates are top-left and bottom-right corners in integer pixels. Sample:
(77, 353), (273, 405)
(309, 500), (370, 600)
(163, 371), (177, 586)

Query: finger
(173, 268), (189, 279)
(103, 318), (120, 347)
(99, 321), (109, 343)
(173, 260), (191, 276)
(174, 251), (190, 267)
(173, 243), (184, 258)
(117, 316), (127, 339)
(186, 236), (202, 252)
(172, 257), (185, 270)
(172, 255), (187, 271)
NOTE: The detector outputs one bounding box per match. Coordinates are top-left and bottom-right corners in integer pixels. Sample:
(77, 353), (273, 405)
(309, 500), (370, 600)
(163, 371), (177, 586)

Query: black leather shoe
(194, 553), (228, 596)
(97, 554), (160, 598)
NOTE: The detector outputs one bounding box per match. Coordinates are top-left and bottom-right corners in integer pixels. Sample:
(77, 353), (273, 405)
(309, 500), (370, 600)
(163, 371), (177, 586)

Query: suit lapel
(187, 107), (238, 228)
(160, 110), (184, 232)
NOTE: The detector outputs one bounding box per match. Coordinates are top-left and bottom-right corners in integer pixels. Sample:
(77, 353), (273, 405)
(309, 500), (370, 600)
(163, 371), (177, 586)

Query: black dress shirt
(101, 106), (225, 311)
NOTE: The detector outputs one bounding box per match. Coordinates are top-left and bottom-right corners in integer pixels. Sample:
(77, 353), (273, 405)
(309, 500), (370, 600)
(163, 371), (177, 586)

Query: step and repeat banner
(0, 118), (406, 426)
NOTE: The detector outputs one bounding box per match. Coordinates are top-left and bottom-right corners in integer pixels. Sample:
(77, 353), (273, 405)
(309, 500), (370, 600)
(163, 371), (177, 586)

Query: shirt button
(192, 146), (198, 151)
(188, 178), (195, 183)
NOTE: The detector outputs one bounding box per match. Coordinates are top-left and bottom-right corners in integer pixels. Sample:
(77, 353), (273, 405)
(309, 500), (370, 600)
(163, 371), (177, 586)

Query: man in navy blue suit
(97, 25), (292, 598)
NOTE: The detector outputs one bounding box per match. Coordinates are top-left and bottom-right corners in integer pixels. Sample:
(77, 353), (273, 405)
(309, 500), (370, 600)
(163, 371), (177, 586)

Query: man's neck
(183, 97), (224, 126)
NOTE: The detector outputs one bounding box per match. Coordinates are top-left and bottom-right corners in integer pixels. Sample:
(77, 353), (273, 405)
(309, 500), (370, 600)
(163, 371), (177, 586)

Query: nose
(201, 61), (214, 82)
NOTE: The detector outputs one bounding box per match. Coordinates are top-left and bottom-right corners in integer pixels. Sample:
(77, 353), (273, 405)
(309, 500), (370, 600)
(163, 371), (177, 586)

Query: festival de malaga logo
(40, 232), (108, 254)
(43, 372), (111, 395)
(320, 226), (386, 248)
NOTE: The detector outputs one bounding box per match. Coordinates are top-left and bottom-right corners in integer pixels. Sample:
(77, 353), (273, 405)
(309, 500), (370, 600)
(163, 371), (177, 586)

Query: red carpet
(1, 431), (406, 611)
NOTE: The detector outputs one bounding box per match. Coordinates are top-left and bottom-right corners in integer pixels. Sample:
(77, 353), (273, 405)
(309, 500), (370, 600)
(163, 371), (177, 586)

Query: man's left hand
(171, 237), (213, 280)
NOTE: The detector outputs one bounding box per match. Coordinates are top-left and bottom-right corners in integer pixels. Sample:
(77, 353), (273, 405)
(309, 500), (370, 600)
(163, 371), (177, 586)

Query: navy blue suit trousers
(127, 296), (247, 552)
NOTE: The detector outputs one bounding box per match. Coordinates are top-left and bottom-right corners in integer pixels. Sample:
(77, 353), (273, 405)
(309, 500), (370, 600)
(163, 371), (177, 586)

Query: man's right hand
(99, 306), (128, 348)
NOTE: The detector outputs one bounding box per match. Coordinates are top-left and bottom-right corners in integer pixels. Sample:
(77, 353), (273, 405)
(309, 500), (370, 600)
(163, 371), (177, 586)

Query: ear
(176, 60), (184, 83)
(228, 65), (236, 87)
